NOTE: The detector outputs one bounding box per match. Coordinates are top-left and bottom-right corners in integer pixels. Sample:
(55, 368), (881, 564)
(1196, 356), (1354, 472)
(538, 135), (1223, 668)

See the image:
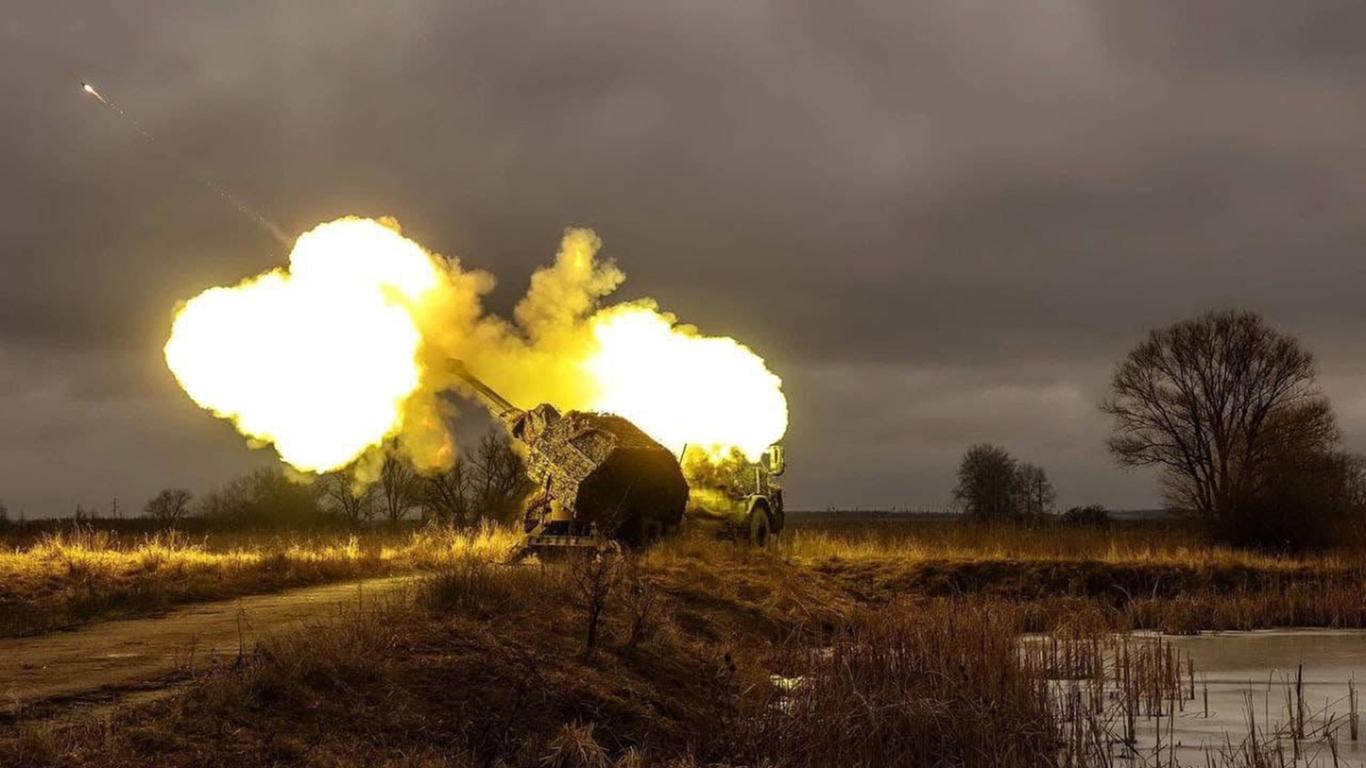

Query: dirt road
(0, 575), (412, 717)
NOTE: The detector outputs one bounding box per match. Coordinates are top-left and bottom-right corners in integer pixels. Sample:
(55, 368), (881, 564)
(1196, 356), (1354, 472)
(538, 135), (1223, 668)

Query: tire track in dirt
(0, 575), (412, 718)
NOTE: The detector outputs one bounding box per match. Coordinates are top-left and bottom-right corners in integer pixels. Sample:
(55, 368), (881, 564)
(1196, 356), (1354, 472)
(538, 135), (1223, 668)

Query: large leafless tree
(1101, 310), (1336, 530)
(322, 471), (376, 525)
(378, 446), (421, 525)
(413, 431), (533, 528)
(1015, 463), (1056, 517)
(421, 458), (471, 526)
(468, 429), (534, 525)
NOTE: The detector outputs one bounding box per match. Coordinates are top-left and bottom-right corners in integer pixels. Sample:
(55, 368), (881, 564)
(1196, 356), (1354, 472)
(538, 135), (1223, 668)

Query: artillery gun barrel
(450, 360), (520, 416)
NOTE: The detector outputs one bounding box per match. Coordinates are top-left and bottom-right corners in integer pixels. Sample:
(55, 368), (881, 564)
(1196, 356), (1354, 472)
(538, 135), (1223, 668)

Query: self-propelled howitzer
(451, 362), (689, 555)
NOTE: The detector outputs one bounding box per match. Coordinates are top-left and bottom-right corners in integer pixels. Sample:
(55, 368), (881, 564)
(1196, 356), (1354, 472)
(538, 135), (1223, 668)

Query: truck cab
(683, 444), (786, 546)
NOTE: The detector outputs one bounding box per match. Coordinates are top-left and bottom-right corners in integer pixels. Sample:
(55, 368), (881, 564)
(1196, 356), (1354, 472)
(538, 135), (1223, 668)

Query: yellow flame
(582, 306), (787, 461)
(164, 218), (442, 472)
(165, 218), (788, 476)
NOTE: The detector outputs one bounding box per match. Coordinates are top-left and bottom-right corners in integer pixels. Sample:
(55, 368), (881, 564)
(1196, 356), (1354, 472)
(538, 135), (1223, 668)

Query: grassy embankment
(5, 522), (1366, 766)
(0, 525), (518, 637)
(781, 521), (1366, 632)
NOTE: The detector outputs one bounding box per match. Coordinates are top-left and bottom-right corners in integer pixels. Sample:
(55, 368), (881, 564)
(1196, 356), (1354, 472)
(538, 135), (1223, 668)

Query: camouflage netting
(514, 405), (688, 542)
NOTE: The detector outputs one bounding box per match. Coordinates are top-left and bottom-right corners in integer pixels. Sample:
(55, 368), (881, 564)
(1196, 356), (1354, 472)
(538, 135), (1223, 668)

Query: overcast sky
(4, 2), (1366, 516)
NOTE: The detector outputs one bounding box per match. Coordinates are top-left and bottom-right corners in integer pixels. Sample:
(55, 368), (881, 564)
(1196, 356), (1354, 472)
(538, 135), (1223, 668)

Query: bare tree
(953, 444), (1019, 520)
(144, 488), (193, 526)
(1015, 463), (1056, 518)
(1102, 309), (1336, 534)
(0, 498), (8, 526)
(567, 550), (622, 663)
(378, 448), (420, 526)
(1326, 452), (1366, 513)
(421, 457), (471, 527)
(417, 431), (531, 527)
(469, 429), (534, 524)
(322, 471), (376, 525)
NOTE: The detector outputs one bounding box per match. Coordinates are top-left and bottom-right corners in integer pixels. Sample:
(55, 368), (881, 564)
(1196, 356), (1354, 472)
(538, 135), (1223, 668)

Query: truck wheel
(747, 507), (771, 547)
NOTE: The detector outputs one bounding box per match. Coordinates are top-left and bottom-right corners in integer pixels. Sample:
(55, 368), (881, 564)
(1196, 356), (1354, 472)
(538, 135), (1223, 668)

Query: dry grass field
(775, 519), (1366, 633)
(3, 518), (1366, 766)
(783, 516), (1349, 567)
(4, 518), (1363, 638)
(0, 524), (519, 637)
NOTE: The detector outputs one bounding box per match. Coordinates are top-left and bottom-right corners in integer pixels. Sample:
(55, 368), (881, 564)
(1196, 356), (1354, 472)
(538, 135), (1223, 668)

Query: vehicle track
(0, 575), (412, 719)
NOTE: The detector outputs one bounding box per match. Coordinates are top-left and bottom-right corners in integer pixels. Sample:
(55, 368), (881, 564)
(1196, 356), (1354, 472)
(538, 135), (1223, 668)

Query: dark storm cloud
(4, 1), (1366, 514)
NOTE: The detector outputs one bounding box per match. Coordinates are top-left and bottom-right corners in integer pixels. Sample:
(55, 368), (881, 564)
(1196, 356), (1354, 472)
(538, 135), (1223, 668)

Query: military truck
(680, 444), (786, 546)
(452, 361), (786, 555)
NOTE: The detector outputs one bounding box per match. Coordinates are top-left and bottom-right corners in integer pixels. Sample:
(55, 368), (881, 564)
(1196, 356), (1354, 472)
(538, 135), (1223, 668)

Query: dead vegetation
(0, 523), (518, 636)
(780, 518), (1357, 568)
(5, 521), (1366, 765)
(775, 521), (1366, 633)
(0, 549), (1063, 767)
(739, 601), (1059, 767)
(6, 517), (1360, 639)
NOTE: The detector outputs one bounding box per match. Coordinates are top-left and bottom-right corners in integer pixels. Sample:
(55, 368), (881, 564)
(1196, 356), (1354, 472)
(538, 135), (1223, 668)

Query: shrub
(1061, 504), (1110, 527)
(144, 488), (193, 526)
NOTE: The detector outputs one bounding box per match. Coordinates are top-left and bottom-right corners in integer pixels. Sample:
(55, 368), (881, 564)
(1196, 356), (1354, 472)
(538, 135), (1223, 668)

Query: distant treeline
(786, 507), (1184, 529)
(0, 428), (534, 535)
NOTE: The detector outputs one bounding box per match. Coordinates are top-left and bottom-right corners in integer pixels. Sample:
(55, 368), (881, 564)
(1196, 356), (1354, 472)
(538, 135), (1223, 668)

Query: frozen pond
(1047, 630), (1366, 766)
(1161, 630), (1366, 765)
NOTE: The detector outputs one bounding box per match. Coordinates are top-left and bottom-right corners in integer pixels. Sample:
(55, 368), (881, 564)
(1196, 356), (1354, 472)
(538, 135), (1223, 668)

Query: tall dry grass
(780, 519), (1363, 570)
(740, 600), (1058, 767)
(0, 523), (519, 636)
(5, 517), (1362, 639)
(651, 527), (1366, 634)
